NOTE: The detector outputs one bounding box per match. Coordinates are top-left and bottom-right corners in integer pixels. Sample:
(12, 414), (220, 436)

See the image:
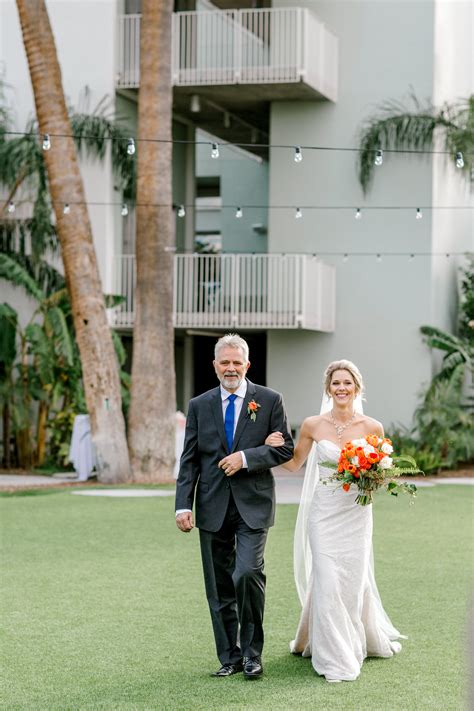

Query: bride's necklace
(330, 409), (356, 443)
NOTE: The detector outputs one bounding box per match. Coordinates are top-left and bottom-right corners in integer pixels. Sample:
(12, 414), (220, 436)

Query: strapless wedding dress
(291, 440), (403, 682)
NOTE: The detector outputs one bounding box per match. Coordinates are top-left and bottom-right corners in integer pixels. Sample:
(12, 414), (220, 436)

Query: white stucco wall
(266, 0), (469, 429)
(1, 0), (118, 293)
(430, 0), (473, 336)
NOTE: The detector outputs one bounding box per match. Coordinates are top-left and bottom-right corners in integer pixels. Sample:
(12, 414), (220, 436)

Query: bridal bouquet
(322, 435), (421, 506)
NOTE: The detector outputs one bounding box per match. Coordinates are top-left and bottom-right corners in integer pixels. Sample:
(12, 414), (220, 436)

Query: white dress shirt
(176, 381), (249, 516)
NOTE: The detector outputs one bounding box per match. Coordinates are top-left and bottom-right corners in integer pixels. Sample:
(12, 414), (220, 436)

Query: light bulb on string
(177, 204), (186, 218)
(7, 201), (15, 213)
(416, 208), (423, 220)
(127, 138), (135, 156)
(409, 254), (415, 261)
(211, 143), (219, 159)
(294, 146), (303, 163)
(121, 203), (128, 217)
(42, 133), (51, 151)
(355, 208), (362, 220)
(63, 203), (70, 215)
(374, 150), (383, 166)
(295, 207), (303, 219)
(376, 253), (382, 263)
(455, 152), (464, 168)
(235, 206), (243, 219)
(343, 253), (349, 263)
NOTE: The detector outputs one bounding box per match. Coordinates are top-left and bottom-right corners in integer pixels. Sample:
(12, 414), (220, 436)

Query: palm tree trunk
(128, 0), (176, 483)
(16, 0), (130, 483)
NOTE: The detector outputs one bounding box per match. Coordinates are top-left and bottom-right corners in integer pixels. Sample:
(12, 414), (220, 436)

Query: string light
(416, 208), (423, 220)
(63, 203), (70, 215)
(455, 152), (464, 168)
(4, 129), (474, 159)
(409, 254), (415, 261)
(376, 253), (382, 262)
(374, 150), (383, 166)
(355, 208), (362, 220)
(121, 203), (128, 216)
(295, 207), (303, 219)
(343, 253), (349, 263)
(2, 196), (471, 214)
(42, 133), (51, 151)
(7, 201), (15, 213)
(235, 206), (243, 219)
(294, 146), (303, 163)
(127, 138), (135, 156)
(211, 142), (219, 159)
(177, 204), (186, 217)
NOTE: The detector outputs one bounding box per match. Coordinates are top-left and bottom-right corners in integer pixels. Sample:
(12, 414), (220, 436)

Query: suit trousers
(199, 490), (268, 665)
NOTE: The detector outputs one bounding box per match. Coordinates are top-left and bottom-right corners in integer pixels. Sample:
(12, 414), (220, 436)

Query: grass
(0, 486), (472, 710)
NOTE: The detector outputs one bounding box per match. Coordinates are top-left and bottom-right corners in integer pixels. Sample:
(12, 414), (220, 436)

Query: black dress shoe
(243, 656), (263, 679)
(211, 661), (243, 677)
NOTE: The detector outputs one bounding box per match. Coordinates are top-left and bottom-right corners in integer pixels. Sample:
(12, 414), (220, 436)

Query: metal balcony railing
(117, 8), (338, 100)
(109, 253), (335, 332)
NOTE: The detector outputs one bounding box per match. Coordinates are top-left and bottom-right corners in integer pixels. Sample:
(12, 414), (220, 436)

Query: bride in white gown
(266, 360), (404, 682)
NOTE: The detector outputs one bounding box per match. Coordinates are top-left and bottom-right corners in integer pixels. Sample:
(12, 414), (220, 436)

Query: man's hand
(176, 511), (194, 532)
(218, 452), (243, 477)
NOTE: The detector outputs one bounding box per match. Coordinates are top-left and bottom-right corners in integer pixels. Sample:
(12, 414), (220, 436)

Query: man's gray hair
(214, 333), (249, 362)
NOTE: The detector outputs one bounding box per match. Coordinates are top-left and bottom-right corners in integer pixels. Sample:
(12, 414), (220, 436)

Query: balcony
(110, 253), (335, 332)
(117, 9), (338, 152)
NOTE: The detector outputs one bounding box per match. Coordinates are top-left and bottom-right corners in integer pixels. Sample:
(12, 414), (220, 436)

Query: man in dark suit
(175, 334), (294, 679)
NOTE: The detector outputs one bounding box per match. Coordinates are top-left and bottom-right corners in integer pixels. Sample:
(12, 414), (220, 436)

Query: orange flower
(358, 456), (368, 468)
(353, 470), (360, 479)
(345, 447), (356, 458)
(338, 464), (344, 473)
(247, 400), (261, 421)
(347, 464), (357, 474)
(367, 451), (379, 463)
(366, 434), (379, 447)
(342, 483), (351, 492)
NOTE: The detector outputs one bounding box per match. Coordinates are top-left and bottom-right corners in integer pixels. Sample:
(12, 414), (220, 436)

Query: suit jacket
(175, 379), (294, 532)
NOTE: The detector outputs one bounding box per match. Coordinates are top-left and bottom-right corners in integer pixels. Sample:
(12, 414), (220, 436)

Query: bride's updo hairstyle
(324, 359), (364, 398)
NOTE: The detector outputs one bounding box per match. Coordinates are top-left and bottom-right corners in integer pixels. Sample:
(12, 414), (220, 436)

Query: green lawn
(0, 486), (472, 710)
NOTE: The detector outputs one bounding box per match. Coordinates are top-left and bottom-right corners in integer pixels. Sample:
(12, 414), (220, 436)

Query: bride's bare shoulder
(301, 415), (326, 436)
(359, 414), (384, 436)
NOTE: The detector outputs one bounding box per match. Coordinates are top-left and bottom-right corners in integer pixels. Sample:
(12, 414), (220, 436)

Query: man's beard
(221, 374), (243, 389)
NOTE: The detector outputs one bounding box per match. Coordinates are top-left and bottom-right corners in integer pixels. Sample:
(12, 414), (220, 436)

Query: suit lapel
(209, 388), (228, 452)
(232, 380), (257, 452)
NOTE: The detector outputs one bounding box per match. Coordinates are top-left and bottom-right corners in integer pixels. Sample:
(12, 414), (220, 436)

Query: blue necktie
(224, 394), (237, 452)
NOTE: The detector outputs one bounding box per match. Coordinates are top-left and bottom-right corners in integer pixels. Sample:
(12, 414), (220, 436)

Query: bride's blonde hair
(324, 359), (364, 398)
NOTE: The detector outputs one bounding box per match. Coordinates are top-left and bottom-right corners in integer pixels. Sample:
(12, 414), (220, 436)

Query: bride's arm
(265, 419), (315, 472)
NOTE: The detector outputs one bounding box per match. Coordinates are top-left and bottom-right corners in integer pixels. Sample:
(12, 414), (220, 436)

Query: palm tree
(128, 0), (176, 483)
(358, 94), (473, 193)
(15, 0), (130, 482)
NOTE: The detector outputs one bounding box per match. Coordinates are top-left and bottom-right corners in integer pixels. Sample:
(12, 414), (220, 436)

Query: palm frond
(71, 112), (136, 199)
(0, 253), (45, 302)
(45, 306), (74, 366)
(358, 95), (473, 193)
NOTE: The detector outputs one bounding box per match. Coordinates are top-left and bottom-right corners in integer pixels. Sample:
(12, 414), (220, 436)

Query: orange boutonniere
(247, 400), (261, 422)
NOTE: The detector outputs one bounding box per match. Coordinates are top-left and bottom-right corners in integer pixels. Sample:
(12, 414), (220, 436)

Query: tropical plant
(0, 253), (130, 469)
(14, 0), (131, 482)
(459, 254), (474, 340)
(128, 0), (176, 483)
(358, 94), (473, 193)
(0, 304), (18, 467)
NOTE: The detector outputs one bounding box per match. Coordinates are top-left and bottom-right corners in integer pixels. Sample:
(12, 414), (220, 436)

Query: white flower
(352, 438), (367, 448)
(379, 456), (393, 470)
(381, 442), (394, 455)
(351, 457), (359, 466)
(363, 445), (375, 456)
